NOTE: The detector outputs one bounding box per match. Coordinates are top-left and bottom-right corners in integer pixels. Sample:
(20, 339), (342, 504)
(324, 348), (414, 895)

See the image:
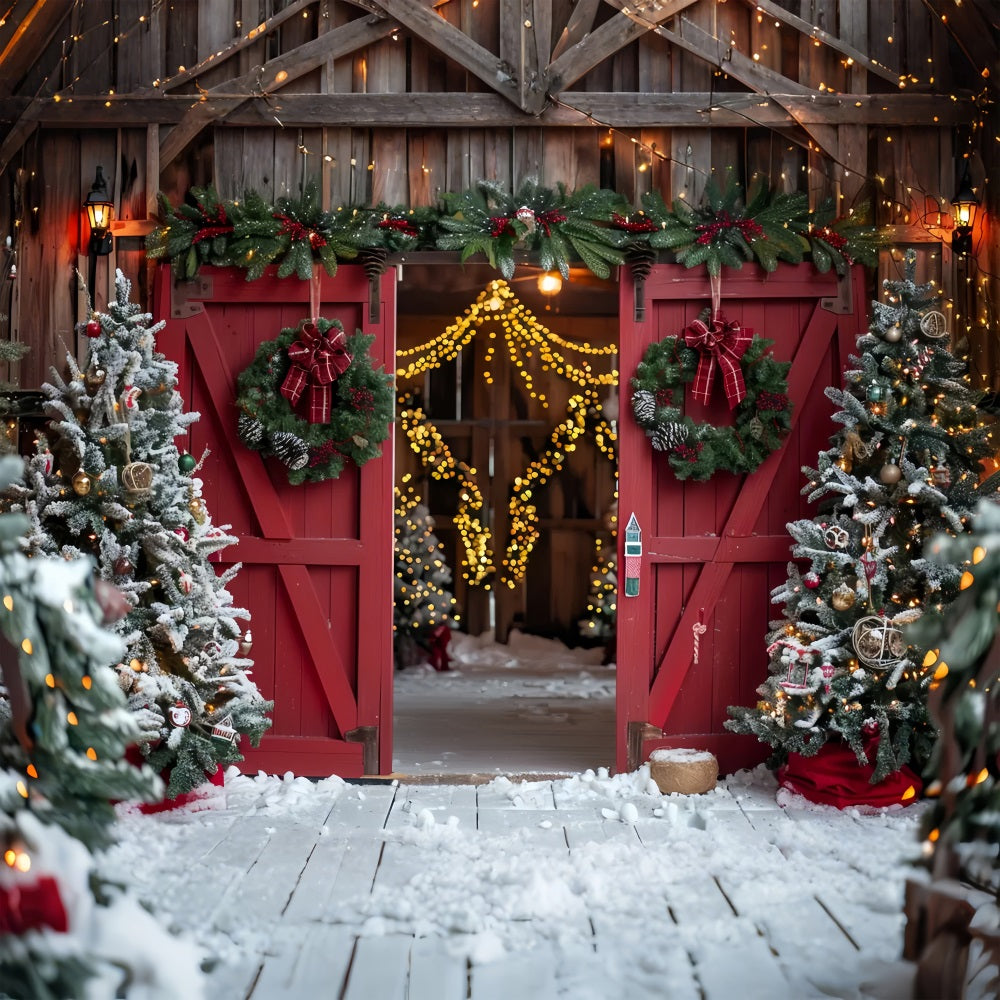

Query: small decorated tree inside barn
(0, 454), (202, 997)
(394, 483), (459, 669)
(9, 272), (271, 798)
(727, 251), (997, 803)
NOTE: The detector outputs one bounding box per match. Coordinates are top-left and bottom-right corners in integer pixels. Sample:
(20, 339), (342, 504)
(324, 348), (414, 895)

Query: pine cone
(632, 389), (656, 423)
(358, 247), (389, 282)
(650, 421), (687, 451)
(238, 413), (265, 449)
(626, 243), (656, 285)
(270, 430), (310, 470)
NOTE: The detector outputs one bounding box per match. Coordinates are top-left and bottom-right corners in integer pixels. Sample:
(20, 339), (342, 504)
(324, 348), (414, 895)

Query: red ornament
(803, 572), (821, 590)
(86, 319), (101, 338)
(173, 527), (189, 542)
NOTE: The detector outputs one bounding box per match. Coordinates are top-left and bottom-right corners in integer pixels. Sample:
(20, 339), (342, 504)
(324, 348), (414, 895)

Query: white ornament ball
(884, 324), (903, 343)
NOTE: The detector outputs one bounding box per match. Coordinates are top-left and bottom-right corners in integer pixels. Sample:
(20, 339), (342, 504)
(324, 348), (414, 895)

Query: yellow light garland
(399, 405), (494, 586)
(396, 280), (618, 408)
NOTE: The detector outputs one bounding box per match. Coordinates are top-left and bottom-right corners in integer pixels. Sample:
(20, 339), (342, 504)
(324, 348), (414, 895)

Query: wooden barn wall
(0, 0), (996, 390)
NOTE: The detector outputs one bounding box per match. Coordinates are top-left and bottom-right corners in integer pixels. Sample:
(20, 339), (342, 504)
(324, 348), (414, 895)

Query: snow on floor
(94, 633), (925, 997)
(102, 765), (924, 999)
(393, 630), (616, 775)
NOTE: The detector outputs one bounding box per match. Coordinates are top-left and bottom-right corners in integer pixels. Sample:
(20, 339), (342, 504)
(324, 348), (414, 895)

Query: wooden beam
(550, 0), (601, 62)
(924, 0), (999, 88)
(737, 0), (901, 86)
(653, 10), (840, 162)
(0, 90), (977, 129)
(544, 0), (699, 100)
(0, 0), (71, 98)
(372, 0), (522, 108)
(159, 14), (396, 167)
(158, 0), (315, 93)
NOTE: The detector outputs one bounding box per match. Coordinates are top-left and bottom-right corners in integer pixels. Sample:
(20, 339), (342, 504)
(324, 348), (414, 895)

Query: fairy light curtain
(397, 280), (618, 589)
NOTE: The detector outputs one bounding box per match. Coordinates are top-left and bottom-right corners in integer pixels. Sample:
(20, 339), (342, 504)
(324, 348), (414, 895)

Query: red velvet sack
(0, 875), (68, 934)
(778, 738), (922, 809)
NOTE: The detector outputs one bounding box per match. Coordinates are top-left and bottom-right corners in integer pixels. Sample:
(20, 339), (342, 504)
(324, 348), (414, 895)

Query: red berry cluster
(756, 390), (788, 412)
(489, 216), (515, 238)
(612, 213), (658, 234)
(309, 439), (342, 467)
(275, 214), (328, 248)
(812, 226), (848, 251)
(655, 388), (673, 407)
(350, 387), (375, 412)
(694, 211), (764, 246)
(535, 210), (567, 236)
(191, 223), (234, 245)
(378, 218), (419, 238)
(673, 441), (704, 462)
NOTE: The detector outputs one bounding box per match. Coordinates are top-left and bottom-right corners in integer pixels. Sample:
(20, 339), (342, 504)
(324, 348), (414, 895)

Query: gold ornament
(852, 615), (905, 667)
(831, 584), (856, 611)
(189, 496), (207, 524)
(71, 471), (91, 495)
(879, 463), (902, 485)
(121, 462), (154, 501)
(919, 310), (948, 340)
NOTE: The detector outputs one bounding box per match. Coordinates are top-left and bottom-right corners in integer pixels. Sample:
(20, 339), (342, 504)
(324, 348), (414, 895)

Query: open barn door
(155, 264), (395, 777)
(616, 263), (868, 774)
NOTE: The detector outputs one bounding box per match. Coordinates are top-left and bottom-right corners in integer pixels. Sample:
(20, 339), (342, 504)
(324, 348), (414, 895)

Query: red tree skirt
(778, 739), (922, 809)
(138, 763), (225, 814)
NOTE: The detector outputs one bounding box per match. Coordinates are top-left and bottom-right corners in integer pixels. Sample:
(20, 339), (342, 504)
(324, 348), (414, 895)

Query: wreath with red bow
(630, 312), (793, 480)
(235, 317), (394, 484)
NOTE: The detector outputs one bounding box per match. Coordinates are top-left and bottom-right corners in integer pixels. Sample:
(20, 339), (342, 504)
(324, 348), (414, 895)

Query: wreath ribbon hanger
(683, 271), (752, 409)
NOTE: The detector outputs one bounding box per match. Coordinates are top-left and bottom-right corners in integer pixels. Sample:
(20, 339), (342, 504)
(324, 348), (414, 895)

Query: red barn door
(617, 263), (868, 774)
(154, 264), (395, 777)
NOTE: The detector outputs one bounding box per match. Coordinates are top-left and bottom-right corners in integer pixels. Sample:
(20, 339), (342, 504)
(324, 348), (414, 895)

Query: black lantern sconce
(951, 163), (979, 256)
(84, 165), (114, 297)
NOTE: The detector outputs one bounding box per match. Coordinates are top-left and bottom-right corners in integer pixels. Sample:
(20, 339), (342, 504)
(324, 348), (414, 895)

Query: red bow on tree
(280, 322), (352, 424)
(683, 314), (752, 409)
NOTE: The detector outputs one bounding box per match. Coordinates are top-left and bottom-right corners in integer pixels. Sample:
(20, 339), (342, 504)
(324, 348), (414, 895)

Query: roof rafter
(159, 13), (397, 167)
(541, 0), (699, 112)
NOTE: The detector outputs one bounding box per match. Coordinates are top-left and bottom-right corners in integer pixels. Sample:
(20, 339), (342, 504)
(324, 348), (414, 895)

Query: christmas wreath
(631, 315), (793, 480)
(235, 317), (394, 485)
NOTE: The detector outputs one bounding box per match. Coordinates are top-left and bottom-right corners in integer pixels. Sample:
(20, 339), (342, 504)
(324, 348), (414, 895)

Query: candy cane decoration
(692, 609), (707, 664)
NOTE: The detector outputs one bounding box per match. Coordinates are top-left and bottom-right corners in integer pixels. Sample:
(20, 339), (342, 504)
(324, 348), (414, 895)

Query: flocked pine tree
(907, 498), (1000, 889)
(9, 271), (271, 797)
(0, 454), (203, 999)
(393, 484), (459, 669)
(727, 250), (998, 782)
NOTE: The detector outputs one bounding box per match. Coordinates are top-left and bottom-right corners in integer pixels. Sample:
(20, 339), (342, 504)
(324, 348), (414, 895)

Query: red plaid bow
(683, 314), (752, 409)
(280, 322), (352, 424)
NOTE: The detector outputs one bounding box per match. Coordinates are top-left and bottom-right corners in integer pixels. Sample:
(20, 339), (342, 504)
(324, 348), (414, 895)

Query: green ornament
(178, 452), (197, 474)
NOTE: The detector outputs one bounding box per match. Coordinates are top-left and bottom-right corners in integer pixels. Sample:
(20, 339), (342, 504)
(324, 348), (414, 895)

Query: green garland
(640, 173), (882, 277)
(631, 331), (793, 480)
(235, 318), (394, 485)
(147, 175), (883, 283)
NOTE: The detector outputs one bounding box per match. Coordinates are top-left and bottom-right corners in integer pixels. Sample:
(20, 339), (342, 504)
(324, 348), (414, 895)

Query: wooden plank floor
(119, 775), (916, 1000)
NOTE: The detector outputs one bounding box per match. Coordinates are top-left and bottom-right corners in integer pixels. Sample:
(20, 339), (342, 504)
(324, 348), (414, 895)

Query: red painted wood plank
(647, 534), (798, 562)
(646, 301), (840, 727)
(234, 537), (365, 564)
(241, 737), (364, 777)
(642, 265), (839, 302)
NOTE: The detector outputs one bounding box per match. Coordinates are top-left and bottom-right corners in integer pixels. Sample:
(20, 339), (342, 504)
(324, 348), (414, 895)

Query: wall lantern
(951, 164), (979, 256)
(84, 165), (114, 296)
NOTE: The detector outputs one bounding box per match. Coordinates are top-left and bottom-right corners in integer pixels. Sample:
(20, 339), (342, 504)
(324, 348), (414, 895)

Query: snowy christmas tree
(0, 453), (203, 998)
(727, 250), (998, 783)
(394, 483), (459, 669)
(908, 498), (1000, 888)
(10, 271), (271, 797)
